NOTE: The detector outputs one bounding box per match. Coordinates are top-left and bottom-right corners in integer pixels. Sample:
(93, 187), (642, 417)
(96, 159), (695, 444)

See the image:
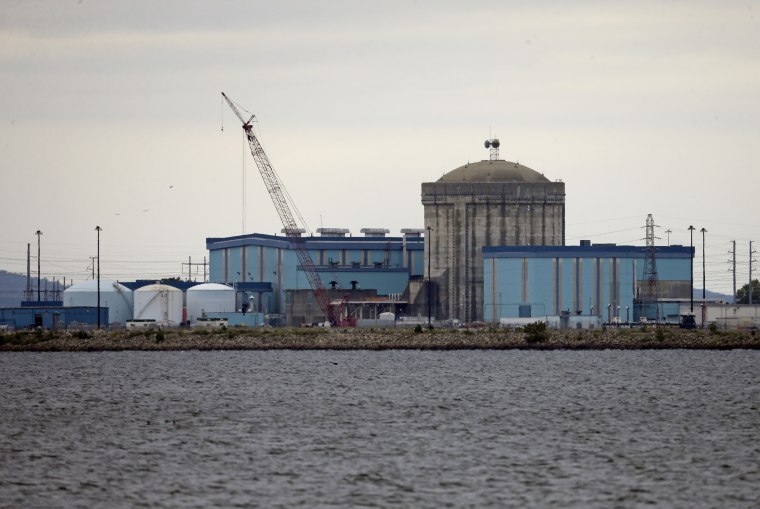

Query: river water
(1, 350), (758, 508)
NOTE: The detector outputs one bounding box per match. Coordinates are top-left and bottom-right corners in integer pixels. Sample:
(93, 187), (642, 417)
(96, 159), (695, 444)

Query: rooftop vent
(360, 228), (390, 238)
(400, 228), (425, 237)
(317, 228), (350, 237)
(580, 240), (591, 247)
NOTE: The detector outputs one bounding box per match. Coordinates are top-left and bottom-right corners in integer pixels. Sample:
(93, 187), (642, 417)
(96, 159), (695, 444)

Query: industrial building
(421, 144), (566, 322)
(0, 306), (107, 329)
(206, 229), (425, 325)
(483, 244), (693, 324)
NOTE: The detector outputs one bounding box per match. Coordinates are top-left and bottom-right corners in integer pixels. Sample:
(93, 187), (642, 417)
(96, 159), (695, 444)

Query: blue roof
(483, 245), (693, 259)
(206, 232), (424, 251)
(235, 282), (273, 292)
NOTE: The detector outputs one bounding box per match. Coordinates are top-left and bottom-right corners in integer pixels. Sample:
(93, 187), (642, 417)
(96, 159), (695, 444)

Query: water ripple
(1, 350), (758, 508)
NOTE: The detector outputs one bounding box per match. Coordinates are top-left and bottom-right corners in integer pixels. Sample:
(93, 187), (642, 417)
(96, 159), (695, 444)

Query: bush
(74, 330), (91, 340)
(654, 327), (665, 342)
(708, 322), (719, 334)
(414, 324), (423, 334)
(155, 330), (165, 343)
(524, 321), (548, 344)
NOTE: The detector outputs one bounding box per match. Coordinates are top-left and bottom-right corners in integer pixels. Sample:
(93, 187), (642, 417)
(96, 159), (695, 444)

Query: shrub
(74, 330), (91, 340)
(654, 327), (665, 342)
(155, 330), (165, 343)
(414, 324), (423, 334)
(708, 322), (719, 334)
(524, 321), (548, 344)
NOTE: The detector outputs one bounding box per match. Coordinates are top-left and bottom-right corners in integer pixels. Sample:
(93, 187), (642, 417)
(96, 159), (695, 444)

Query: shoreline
(2, 327), (759, 352)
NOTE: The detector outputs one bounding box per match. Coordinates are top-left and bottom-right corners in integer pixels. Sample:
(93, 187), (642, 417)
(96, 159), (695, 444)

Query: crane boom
(222, 92), (339, 324)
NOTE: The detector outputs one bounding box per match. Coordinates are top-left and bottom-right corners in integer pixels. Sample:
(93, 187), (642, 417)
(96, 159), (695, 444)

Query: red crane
(222, 92), (347, 325)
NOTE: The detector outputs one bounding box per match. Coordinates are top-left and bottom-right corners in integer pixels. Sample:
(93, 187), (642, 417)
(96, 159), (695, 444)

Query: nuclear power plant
(199, 134), (693, 327)
(0, 120), (699, 329)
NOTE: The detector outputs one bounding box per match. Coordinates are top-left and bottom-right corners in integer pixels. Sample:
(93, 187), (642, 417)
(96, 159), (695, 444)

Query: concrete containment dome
(421, 156), (565, 323)
(439, 160), (550, 183)
(186, 283), (235, 324)
(63, 279), (133, 325)
(133, 284), (183, 326)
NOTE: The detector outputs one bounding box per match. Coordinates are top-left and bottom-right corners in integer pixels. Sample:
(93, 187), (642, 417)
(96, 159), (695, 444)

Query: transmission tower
(640, 214), (660, 322)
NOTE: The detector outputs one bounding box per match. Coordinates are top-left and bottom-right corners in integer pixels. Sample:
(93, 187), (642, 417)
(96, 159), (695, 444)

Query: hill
(696, 289), (734, 304)
(0, 270), (63, 307)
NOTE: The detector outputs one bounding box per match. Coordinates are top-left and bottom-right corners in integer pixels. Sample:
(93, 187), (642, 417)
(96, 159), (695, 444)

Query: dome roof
(134, 283), (182, 293)
(64, 279), (131, 293)
(438, 160), (550, 183)
(187, 283), (234, 292)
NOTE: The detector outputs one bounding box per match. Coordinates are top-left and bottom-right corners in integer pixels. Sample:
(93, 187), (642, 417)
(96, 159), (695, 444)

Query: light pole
(688, 225), (695, 314)
(626, 306), (630, 324)
(700, 228), (707, 300)
(35, 230), (42, 302)
(96, 226), (102, 329)
(607, 303), (611, 325)
(701, 227), (707, 328)
(426, 226), (432, 328)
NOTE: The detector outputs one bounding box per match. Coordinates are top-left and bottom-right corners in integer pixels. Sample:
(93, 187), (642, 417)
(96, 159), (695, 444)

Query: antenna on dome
(484, 138), (500, 161)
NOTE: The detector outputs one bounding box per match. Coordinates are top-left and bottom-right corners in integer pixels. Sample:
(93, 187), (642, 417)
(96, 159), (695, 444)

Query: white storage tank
(133, 284), (183, 326)
(63, 280), (133, 326)
(186, 283), (235, 324)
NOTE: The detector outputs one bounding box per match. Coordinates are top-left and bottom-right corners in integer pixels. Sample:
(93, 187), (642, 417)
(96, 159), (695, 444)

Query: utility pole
(665, 229), (672, 246)
(35, 230), (42, 302)
(426, 226), (433, 328)
(701, 228), (707, 328)
(89, 256), (96, 279)
(182, 257), (209, 282)
(729, 241), (736, 303)
(26, 243), (31, 301)
(751, 241), (756, 305)
(688, 226), (695, 314)
(96, 226), (102, 329)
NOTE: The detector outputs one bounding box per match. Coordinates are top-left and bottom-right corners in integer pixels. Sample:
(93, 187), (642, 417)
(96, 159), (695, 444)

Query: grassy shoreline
(2, 326), (759, 352)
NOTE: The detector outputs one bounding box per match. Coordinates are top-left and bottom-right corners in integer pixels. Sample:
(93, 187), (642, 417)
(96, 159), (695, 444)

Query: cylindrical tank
(186, 283), (235, 324)
(133, 284), (183, 326)
(63, 280), (134, 326)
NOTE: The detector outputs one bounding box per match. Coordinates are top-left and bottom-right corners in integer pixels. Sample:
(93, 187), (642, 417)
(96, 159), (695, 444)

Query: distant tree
(735, 279), (760, 304)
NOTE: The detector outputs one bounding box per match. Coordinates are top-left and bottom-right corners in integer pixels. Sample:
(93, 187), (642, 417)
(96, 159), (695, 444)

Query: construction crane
(221, 92), (347, 325)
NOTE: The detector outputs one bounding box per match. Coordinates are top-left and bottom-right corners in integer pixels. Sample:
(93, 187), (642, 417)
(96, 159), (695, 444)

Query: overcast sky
(1, 0), (758, 294)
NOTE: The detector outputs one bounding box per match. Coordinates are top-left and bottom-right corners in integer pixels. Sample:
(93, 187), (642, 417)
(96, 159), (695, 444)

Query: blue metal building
(483, 244), (693, 323)
(206, 230), (425, 320)
(0, 306), (108, 329)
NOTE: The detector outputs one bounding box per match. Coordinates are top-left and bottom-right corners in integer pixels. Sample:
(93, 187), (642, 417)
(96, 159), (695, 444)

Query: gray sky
(1, 0), (758, 293)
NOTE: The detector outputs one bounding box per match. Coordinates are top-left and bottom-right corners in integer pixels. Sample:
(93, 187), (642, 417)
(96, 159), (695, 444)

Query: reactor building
(421, 139), (566, 322)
